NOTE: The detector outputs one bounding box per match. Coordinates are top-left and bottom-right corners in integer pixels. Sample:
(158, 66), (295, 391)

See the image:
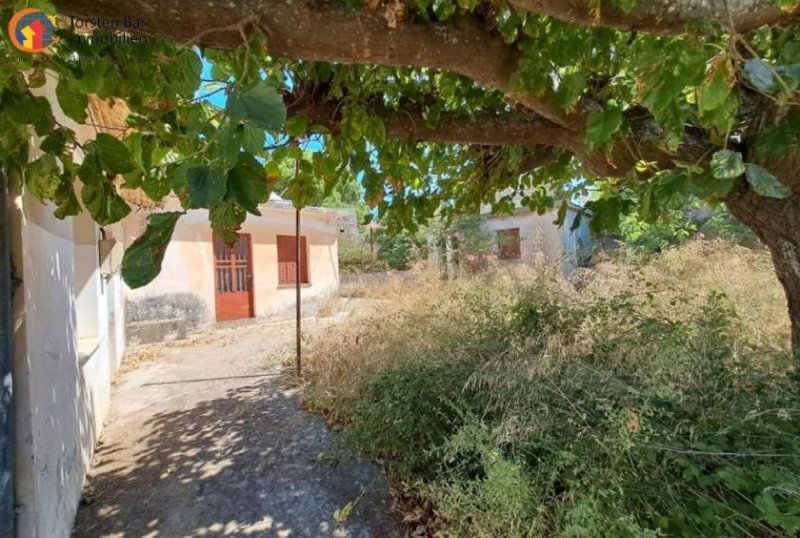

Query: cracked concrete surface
(72, 319), (402, 538)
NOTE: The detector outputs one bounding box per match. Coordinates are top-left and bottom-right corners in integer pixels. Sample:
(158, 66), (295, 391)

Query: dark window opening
(496, 228), (521, 260)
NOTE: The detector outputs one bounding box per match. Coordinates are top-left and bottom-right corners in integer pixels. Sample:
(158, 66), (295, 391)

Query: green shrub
(376, 227), (429, 270)
(305, 253), (799, 537)
(338, 234), (385, 273)
(699, 205), (759, 246)
(351, 361), (479, 474)
(620, 209), (697, 253)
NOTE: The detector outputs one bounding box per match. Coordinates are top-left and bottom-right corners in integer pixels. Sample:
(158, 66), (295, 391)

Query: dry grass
(303, 262), (569, 412)
(303, 239), (791, 410)
(588, 239), (789, 352)
(302, 238), (797, 538)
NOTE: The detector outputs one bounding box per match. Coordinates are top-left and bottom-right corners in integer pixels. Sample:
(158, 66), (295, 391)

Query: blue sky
(197, 56), (324, 152)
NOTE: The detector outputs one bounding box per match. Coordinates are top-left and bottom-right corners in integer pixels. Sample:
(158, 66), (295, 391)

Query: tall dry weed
(588, 239), (789, 351)
(302, 239), (799, 537)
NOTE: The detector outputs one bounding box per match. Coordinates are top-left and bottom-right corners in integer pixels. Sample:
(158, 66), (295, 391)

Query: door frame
(212, 233), (255, 322)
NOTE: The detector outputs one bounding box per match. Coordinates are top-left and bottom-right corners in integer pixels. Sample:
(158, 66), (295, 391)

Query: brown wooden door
(213, 234), (254, 321)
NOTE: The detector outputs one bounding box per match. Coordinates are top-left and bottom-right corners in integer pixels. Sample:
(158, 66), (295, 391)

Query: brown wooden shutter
(277, 235), (308, 285)
(497, 228), (521, 260)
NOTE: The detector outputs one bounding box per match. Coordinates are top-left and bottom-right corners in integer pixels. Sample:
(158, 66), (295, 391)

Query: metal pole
(370, 226), (374, 260)
(0, 170), (15, 538)
(295, 208), (301, 377)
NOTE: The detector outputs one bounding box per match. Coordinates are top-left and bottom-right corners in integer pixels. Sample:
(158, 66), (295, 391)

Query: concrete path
(73, 319), (402, 538)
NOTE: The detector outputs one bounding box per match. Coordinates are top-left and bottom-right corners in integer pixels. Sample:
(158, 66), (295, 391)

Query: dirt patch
(76, 316), (403, 537)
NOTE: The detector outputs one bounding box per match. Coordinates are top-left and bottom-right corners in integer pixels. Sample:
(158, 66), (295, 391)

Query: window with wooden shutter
(277, 235), (309, 285)
(496, 228), (521, 260)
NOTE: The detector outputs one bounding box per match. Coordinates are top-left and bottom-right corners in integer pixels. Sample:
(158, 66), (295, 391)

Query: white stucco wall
(125, 205), (341, 321)
(562, 208), (592, 273)
(483, 208), (568, 265)
(483, 206), (592, 272)
(11, 74), (127, 537)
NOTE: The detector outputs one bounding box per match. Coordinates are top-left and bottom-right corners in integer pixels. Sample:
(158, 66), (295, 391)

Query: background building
(124, 197), (348, 323)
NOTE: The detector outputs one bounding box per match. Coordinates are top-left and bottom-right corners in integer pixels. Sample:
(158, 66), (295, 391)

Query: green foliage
(186, 165), (227, 208)
(699, 205), (759, 245)
(2, 0), (799, 290)
(121, 212), (182, 289)
(620, 208), (698, 253)
(337, 234), (384, 274)
(427, 215), (498, 273)
(710, 149), (746, 180)
(352, 361), (479, 474)
(746, 164), (792, 199)
(225, 83), (286, 131)
(308, 272), (799, 537)
(376, 227), (429, 270)
(0, 4), (287, 289)
(226, 155), (271, 214)
(585, 105), (622, 150)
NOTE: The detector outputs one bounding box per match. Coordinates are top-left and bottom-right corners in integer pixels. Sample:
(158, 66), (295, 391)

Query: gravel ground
(73, 317), (403, 538)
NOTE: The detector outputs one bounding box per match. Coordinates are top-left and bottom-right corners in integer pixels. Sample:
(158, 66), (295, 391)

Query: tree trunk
(726, 183), (800, 360)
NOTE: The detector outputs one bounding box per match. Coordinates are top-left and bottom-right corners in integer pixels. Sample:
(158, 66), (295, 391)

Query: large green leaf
(77, 155), (131, 225)
(24, 154), (60, 201)
(167, 163), (196, 209)
(242, 125), (265, 154)
(121, 212), (182, 289)
(698, 59), (733, 112)
(584, 196), (633, 233)
(80, 176), (132, 226)
(556, 72), (586, 109)
(186, 165), (227, 207)
(40, 128), (70, 155)
(217, 123), (243, 167)
(86, 133), (136, 176)
(140, 173), (172, 201)
(285, 115), (309, 137)
(53, 177), (81, 219)
(745, 164), (792, 199)
(55, 78), (88, 124)
(209, 201), (246, 244)
(585, 106), (622, 150)
(170, 49), (203, 98)
(710, 149), (745, 179)
(226, 155), (269, 215)
(226, 82), (286, 131)
(2, 91), (53, 136)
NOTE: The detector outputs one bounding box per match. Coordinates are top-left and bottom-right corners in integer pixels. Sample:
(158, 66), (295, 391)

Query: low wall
(126, 318), (187, 346)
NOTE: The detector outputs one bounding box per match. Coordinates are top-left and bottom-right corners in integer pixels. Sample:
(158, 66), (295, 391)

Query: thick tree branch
(51, 0), (581, 130)
(287, 90), (709, 177)
(288, 92), (577, 147)
(52, 0), (726, 176)
(508, 0), (800, 35)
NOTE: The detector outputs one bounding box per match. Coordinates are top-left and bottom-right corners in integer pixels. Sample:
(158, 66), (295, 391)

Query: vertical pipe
(295, 208), (301, 377)
(0, 170), (15, 538)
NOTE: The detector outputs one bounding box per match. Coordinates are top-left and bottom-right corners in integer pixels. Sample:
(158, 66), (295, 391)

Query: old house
(124, 197), (347, 323)
(480, 199), (592, 273)
(7, 74), (349, 537)
(9, 77), (129, 537)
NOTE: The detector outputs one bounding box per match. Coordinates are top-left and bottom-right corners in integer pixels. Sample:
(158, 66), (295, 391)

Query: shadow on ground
(73, 369), (400, 537)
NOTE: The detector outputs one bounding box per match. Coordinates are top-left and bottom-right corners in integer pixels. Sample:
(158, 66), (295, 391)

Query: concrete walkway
(73, 319), (402, 537)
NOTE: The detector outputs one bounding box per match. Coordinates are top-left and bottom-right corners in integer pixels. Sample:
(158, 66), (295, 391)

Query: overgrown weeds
(304, 239), (799, 537)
